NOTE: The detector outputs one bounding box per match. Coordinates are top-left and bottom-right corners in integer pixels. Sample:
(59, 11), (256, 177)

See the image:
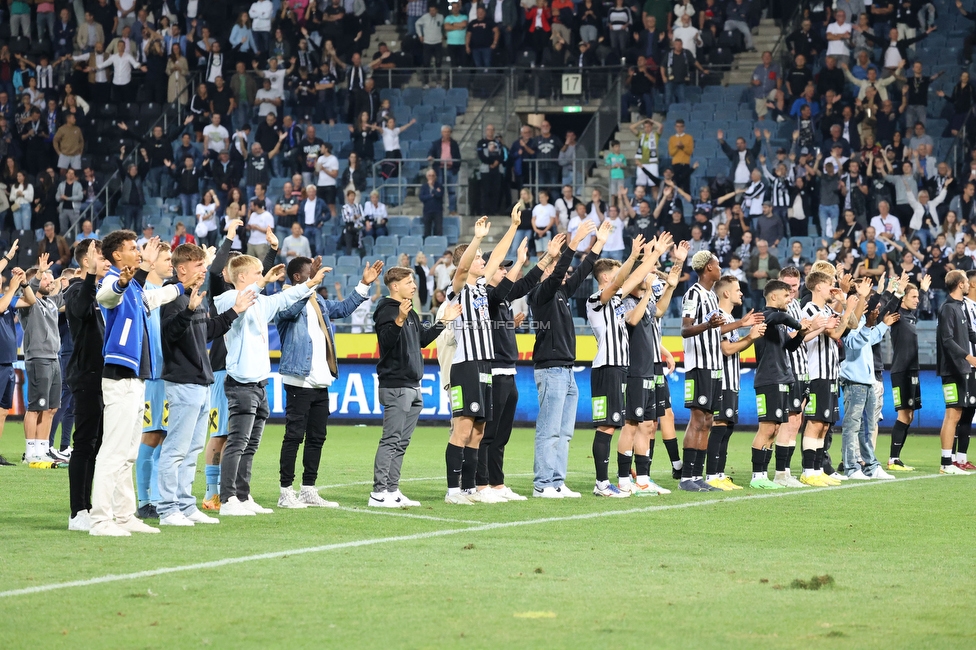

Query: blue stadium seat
(375, 234), (398, 248)
(320, 255), (337, 268)
(387, 216), (413, 236)
(402, 87), (424, 107)
(337, 255), (362, 272)
(379, 88), (401, 103)
(400, 235), (424, 250)
(446, 88), (469, 114)
(409, 220), (425, 237)
(424, 235), (448, 252)
(423, 88), (446, 106)
(385, 255), (400, 269)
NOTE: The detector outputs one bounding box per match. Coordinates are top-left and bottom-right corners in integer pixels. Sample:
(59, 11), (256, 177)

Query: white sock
(447, 487), (461, 496)
(706, 474), (720, 481)
(25, 439), (34, 456)
(802, 468), (814, 477)
(39, 439), (50, 456)
(280, 486), (293, 494)
(672, 460), (682, 470)
(618, 476), (632, 486)
(596, 480), (610, 489)
(635, 474), (649, 484)
(752, 472), (766, 481)
(959, 452), (968, 464)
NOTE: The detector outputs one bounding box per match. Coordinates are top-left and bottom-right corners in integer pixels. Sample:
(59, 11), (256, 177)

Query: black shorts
(788, 377), (809, 414)
(592, 366), (627, 427)
(450, 360), (493, 421)
(756, 383), (791, 424)
(714, 389), (739, 424)
(625, 376), (657, 423)
(0, 363), (14, 410)
(804, 378), (839, 423)
(683, 368), (722, 412)
(26, 358), (61, 412)
(891, 371), (921, 411)
(318, 185), (337, 206)
(654, 363), (671, 413)
(941, 375), (974, 409)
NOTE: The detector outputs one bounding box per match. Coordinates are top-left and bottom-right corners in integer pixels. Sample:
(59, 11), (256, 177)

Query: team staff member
(477, 235), (560, 501)
(64, 241), (111, 531)
(955, 270), (976, 471)
(936, 269), (976, 475)
(370, 268), (461, 507)
(528, 220), (612, 499)
(275, 256), (381, 509)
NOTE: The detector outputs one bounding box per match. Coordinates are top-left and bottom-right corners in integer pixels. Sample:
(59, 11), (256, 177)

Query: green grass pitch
(1, 423), (974, 649)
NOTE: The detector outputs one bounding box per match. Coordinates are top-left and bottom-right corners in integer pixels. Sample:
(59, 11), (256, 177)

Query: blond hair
(810, 260), (836, 277)
(227, 255), (262, 283)
(691, 250), (715, 271)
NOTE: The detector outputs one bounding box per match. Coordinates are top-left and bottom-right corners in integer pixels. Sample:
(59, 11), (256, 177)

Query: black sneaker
(136, 504), (158, 519)
(671, 467), (682, 481)
(0, 454), (14, 466)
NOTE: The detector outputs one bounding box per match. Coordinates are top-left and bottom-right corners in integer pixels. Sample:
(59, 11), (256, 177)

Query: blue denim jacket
(275, 282), (368, 378)
(299, 198), (330, 226)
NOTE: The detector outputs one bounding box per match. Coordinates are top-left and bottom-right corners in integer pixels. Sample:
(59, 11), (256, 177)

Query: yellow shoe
(799, 474), (828, 487)
(820, 473), (842, 486)
(887, 461), (915, 471)
(706, 477), (734, 491)
(202, 495), (221, 511)
(721, 477), (744, 490)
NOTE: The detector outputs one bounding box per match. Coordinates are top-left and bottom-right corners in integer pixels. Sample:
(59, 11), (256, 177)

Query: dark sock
(693, 448), (706, 478)
(890, 420), (909, 459)
(617, 452), (633, 480)
(813, 447), (825, 471)
(663, 437), (680, 465)
(958, 412), (972, 454)
(460, 446), (478, 490)
(706, 425), (726, 476)
(787, 443), (797, 467)
(775, 444), (790, 472)
(635, 454), (651, 477)
(592, 431), (612, 482)
(648, 438), (656, 464)
(751, 447), (765, 474)
(801, 448), (815, 470)
(762, 447), (773, 473)
(446, 443), (464, 489)
(680, 448), (695, 479)
(718, 425), (734, 474)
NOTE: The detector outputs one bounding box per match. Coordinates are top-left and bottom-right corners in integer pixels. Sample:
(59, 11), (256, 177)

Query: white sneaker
(367, 491), (403, 508)
(869, 467), (896, 480)
(941, 463), (972, 475)
(470, 488), (506, 503)
(185, 510), (220, 524)
(829, 472), (849, 481)
(89, 521), (131, 537)
(492, 486), (527, 501)
(220, 496), (256, 516)
(390, 490), (421, 507)
(532, 486), (563, 499)
(298, 486), (339, 508)
(278, 488), (309, 509)
(68, 510), (91, 532)
(444, 491), (475, 505)
(242, 496), (273, 514)
(48, 448), (70, 462)
(159, 512), (195, 526)
(555, 485), (581, 498)
(593, 482), (630, 498)
(847, 469), (871, 480)
(117, 518), (160, 534)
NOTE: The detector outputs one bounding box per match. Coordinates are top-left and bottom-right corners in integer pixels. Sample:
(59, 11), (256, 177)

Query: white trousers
(89, 377), (146, 528)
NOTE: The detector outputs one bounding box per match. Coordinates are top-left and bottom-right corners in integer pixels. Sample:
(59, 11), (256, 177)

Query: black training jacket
(528, 246), (598, 369)
(64, 274), (104, 392)
(489, 265), (544, 370)
(936, 296), (976, 378)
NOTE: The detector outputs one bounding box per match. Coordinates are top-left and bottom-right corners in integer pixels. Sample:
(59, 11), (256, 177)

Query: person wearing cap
(136, 224), (155, 248)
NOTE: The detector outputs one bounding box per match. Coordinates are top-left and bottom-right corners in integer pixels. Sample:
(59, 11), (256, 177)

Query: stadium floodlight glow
(562, 106), (582, 113)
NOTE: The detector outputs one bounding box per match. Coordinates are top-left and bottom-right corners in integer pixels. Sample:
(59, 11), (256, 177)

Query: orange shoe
(202, 494), (221, 511)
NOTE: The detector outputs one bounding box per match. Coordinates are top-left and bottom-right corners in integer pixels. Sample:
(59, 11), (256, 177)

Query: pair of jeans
(36, 11), (55, 41)
(665, 82), (687, 108)
(50, 353), (73, 450)
(68, 384), (103, 517)
(180, 192), (200, 218)
(13, 205), (31, 230)
(280, 385), (330, 487)
(145, 166), (171, 199)
(724, 19), (755, 49)
(840, 380), (881, 476)
(623, 92), (654, 120)
(472, 47), (493, 69)
(439, 168), (458, 213)
(373, 386), (423, 493)
(533, 366), (579, 490)
(303, 224), (321, 256)
(220, 379), (270, 503)
(508, 229), (533, 258)
(157, 382), (210, 518)
(818, 204), (839, 238)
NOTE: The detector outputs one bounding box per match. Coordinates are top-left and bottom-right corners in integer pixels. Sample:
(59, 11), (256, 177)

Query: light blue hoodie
(840, 317), (889, 385)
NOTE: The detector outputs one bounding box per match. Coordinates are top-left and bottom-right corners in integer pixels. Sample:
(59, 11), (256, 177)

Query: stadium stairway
(723, 18), (784, 86)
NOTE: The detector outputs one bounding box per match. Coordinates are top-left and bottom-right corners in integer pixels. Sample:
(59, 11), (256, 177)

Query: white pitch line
(0, 472), (949, 600)
(316, 471), (575, 490)
(332, 505), (486, 525)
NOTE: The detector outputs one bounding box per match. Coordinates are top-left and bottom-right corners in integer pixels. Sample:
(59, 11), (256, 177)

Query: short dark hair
(286, 256), (313, 283)
(74, 238), (101, 266)
(172, 243), (206, 268)
(102, 229), (138, 266)
(384, 266), (413, 286)
(780, 266), (801, 279)
(764, 279), (791, 297)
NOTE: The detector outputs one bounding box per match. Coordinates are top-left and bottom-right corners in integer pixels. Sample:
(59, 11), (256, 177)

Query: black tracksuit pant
(477, 374), (518, 486)
(68, 384), (103, 517)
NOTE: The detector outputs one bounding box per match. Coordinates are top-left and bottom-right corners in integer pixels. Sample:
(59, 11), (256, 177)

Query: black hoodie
(374, 297), (444, 388)
(160, 279), (240, 386)
(64, 274), (104, 391)
(489, 265), (543, 370)
(528, 245), (598, 369)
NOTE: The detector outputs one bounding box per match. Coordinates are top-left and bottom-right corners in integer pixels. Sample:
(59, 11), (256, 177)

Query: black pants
(422, 43), (442, 84)
(423, 211), (443, 237)
(477, 374), (518, 487)
(672, 163), (692, 195)
(280, 385), (330, 487)
(481, 167), (501, 215)
(68, 384), (103, 517)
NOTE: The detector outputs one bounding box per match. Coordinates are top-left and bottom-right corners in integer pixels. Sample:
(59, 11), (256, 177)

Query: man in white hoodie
(249, 0), (274, 53)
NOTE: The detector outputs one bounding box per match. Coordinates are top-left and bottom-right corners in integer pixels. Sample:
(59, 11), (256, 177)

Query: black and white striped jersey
(787, 300), (809, 380)
(681, 283), (723, 370)
(587, 290), (629, 369)
(446, 279), (495, 364)
(720, 310), (740, 391)
(622, 295), (654, 378)
(965, 297), (976, 354)
(803, 302), (839, 381)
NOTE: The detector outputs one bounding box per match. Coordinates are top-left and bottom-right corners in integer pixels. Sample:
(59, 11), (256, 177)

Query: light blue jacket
(840, 318), (889, 385)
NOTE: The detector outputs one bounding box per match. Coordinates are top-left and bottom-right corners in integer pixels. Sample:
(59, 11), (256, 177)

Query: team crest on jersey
(775, 409), (783, 418)
(793, 398), (800, 408)
(908, 398), (914, 406)
(612, 413), (621, 422)
(635, 407), (644, 417)
(824, 410), (831, 418)
(725, 408), (733, 418)
(698, 396), (707, 405)
(470, 402), (480, 413)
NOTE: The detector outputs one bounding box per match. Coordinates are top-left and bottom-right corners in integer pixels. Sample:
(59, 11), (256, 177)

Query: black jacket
(528, 245), (598, 368)
(489, 265), (544, 370)
(64, 274), (104, 391)
(374, 298), (444, 388)
(160, 280), (239, 385)
(936, 296), (976, 378)
(212, 158), (242, 192)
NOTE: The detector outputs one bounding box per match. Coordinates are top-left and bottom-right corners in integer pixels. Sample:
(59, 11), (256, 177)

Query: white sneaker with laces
(243, 496), (273, 514)
(117, 518), (160, 534)
(367, 491), (402, 508)
(941, 463), (971, 475)
(593, 482), (630, 498)
(299, 486), (339, 508)
(829, 472), (849, 481)
(390, 490), (421, 507)
(278, 488), (309, 509)
(89, 521), (131, 537)
(444, 491), (475, 505)
(556, 486), (581, 498)
(492, 486), (526, 501)
(847, 469), (871, 480)
(869, 467), (896, 480)
(159, 512), (195, 526)
(220, 496), (257, 516)
(532, 486), (563, 499)
(68, 510), (91, 532)
(186, 510), (220, 524)
(471, 488), (506, 503)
